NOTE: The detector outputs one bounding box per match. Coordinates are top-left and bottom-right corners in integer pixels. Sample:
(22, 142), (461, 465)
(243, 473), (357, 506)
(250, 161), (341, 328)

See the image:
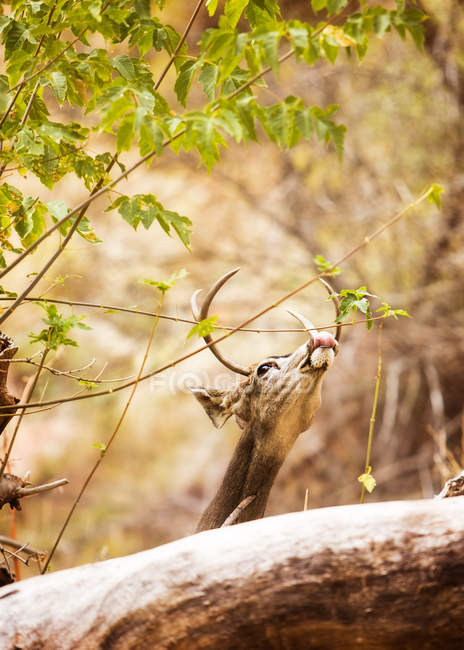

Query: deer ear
(189, 387), (233, 428)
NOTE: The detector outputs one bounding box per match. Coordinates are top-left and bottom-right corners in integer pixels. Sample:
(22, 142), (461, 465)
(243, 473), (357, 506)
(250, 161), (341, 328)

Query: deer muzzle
(300, 334), (337, 371)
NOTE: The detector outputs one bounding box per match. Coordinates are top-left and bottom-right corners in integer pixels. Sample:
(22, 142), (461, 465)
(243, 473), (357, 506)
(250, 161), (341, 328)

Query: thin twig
(0, 295), (409, 333)
(154, 0), (204, 90)
(0, 85), (22, 130)
(360, 324), (383, 504)
(304, 488), (309, 511)
(42, 295), (165, 573)
(0, 184), (433, 413)
(9, 357), (134, 385)
(19, 80), (40, 127)
(12, 361), (112, 417)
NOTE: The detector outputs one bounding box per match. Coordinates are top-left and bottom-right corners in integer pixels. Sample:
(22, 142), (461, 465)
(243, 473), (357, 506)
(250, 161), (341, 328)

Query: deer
(190, 269), (341, 532)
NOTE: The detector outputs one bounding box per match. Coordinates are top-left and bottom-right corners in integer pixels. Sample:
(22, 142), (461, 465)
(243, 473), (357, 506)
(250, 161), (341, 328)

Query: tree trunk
(1, 498), (464, 649)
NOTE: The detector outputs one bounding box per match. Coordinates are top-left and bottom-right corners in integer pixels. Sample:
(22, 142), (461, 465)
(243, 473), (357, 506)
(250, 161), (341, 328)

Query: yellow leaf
(323, 25), (357, 47)
(358, 470), (376, 493)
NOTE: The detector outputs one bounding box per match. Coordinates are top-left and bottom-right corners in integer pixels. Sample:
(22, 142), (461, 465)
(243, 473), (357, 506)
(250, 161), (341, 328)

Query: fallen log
(1, 498), (464, 649)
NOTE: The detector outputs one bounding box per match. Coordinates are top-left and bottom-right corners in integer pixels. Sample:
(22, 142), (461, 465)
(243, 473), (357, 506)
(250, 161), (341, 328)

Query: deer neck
(196, 421), (296, 532)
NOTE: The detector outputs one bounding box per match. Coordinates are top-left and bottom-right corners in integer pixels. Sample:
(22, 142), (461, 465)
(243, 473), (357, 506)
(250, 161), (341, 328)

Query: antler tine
(286, 309), (316, 340)
(191, 268), (250, 376)
(318, 278), (342, 343)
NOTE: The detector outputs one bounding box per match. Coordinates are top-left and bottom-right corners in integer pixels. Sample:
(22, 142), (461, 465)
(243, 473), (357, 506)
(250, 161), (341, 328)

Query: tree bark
(1, 498), (464, 649)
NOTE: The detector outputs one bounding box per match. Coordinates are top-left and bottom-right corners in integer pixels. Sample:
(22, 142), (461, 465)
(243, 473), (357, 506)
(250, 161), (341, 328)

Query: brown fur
(192, 338), (338, 531)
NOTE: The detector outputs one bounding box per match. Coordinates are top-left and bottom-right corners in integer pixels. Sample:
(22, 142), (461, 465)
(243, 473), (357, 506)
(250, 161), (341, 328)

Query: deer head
(190, 269), (341, 531)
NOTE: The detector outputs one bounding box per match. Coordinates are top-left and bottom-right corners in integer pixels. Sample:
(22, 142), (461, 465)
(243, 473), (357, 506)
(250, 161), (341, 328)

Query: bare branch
(221, 496), (256, 527)
(154, 0), (204, 90)
(0, 474), (68, 511)
(0, 535), (45, 559)
(17, 478), (69, 498)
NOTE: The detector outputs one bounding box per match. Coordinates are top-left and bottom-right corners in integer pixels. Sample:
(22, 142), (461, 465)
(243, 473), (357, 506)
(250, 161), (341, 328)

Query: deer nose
(312, 332), (337, 349)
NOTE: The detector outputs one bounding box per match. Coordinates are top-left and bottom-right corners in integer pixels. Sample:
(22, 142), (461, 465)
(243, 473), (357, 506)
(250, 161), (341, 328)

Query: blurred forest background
(2, 0), (464, 578)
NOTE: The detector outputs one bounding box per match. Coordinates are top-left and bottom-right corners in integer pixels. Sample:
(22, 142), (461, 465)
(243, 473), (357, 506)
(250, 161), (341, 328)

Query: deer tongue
(313, 332), (336, 349)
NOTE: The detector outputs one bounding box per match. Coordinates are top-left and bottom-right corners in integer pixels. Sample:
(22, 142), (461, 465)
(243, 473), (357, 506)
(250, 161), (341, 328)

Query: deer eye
(257, 362), (277, 377)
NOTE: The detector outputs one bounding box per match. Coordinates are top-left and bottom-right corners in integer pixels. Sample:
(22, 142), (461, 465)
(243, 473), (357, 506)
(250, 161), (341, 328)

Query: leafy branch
(0, 0), (427, 323)
(0, 183), (440, 414)
(41, 285), (167, 572)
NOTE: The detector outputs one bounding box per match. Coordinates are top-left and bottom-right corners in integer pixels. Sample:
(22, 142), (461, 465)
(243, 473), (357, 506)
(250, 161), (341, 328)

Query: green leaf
(0, 74), (10, 113)
(258, 30), (281, 74)
(29, 303), (91, 351)
(372, 9), (391, 38)
(50, 71), (67, 105)
(311, 0), (327, 11)
(143, 268), (188, 294)
(214, 107), (244, 143)
(288, 21), (309, 57)
(336, 286), (378, 329)
(99, 93), (134, 132)
(311, 105), (346, 158)
(427, 183), (444, 209)
(206, 0), (219, 16)
(327, 0), (348, 15)
(107, 195), (192, 249)
(75, 216), (101, 244)
(313, 254), (342, 277)
(47, 200), (68, 222)
(187, 315), (218, 340)
(199, 63), (219, 101)
(224, 0), (250, 29)
(376, 300), (411, 320)
(117, 114), (135, 152)
(139, 118), (164, 157)
(395, 6), (426, 50)
(205, 30), (235, 62)
(16, 127), (44, 156)
(321, 36), (339, 64)
(157, 208), (193, 250)
(93, 442), (106, 451)
(174, 60), (201, 107)
(0, 285), (17, 298)
(112, 54), (135, 81)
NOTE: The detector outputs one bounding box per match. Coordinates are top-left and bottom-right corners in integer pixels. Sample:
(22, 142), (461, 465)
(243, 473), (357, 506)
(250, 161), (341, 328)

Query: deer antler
(287, 278), (342, 343)
(285, 310), (317, 339)
(318, 278), (342, 343)
(191, 268), (250, 376)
